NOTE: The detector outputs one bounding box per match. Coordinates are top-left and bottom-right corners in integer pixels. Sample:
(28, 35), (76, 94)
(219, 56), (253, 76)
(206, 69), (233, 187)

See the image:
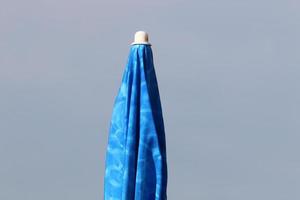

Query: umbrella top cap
(131, 31), (151, 45)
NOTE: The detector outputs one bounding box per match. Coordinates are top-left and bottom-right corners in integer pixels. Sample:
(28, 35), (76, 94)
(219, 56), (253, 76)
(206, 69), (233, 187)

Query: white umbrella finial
(131, 31), (151, 45)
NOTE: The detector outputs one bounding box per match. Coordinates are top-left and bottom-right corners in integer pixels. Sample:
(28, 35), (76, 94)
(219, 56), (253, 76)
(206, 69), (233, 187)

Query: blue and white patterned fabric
(104, 44), (168, 200)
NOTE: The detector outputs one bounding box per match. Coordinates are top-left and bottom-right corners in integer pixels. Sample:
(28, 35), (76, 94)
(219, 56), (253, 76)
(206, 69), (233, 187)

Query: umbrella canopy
(104, 31), (168, 200)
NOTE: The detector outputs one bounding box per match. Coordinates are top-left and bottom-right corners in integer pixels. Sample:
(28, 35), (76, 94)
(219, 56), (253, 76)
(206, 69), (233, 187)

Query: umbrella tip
(131, 31), (151, 45)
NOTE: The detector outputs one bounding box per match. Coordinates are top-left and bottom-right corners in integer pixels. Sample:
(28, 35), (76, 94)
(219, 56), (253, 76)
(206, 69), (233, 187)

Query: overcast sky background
(1, 0), (299, 199)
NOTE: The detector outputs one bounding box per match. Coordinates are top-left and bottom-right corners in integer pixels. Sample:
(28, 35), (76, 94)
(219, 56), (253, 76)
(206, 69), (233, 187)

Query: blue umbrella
(104, 31), (168, 200)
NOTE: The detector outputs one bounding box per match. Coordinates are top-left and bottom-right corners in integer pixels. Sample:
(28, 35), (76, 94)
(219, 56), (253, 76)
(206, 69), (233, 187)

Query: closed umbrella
(104, 31), (168, 200)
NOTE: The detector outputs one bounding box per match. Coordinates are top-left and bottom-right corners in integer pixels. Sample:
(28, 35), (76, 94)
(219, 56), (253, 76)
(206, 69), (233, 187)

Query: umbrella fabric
(104, 44), (168, 200)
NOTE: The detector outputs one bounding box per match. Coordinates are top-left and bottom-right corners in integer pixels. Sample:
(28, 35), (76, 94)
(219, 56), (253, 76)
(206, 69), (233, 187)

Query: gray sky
(0, 0), (299, 199)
